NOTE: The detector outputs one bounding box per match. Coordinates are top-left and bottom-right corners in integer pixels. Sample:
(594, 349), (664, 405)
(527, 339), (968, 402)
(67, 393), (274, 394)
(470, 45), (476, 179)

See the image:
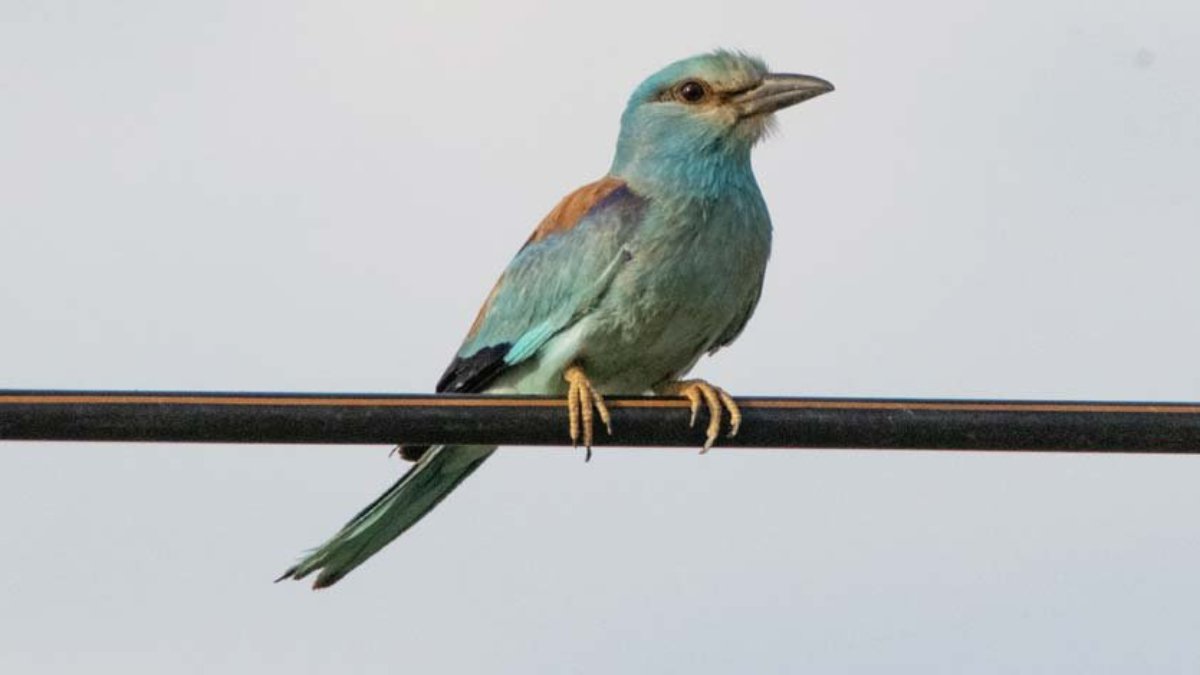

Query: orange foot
(563, 365), (612, 460)
(658, 379), (741, 452)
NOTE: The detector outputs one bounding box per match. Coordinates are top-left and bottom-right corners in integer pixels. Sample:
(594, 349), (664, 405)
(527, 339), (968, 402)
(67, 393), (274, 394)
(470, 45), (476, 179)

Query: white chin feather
(730, 113), (777, 146)
(749, 114), (779, 146)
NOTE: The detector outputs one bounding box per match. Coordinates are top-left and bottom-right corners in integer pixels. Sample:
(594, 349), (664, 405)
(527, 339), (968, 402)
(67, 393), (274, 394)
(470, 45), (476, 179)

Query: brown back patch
(523, 176), (626, 247)
(465, 176), (626, 343)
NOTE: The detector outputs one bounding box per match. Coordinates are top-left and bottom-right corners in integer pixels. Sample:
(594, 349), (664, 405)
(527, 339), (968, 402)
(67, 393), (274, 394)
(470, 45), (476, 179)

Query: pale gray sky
(2, 1), (1199, 672)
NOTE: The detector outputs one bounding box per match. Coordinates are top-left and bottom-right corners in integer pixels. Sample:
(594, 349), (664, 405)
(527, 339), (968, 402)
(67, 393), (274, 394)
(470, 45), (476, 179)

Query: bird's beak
(733, 73), (834, 118)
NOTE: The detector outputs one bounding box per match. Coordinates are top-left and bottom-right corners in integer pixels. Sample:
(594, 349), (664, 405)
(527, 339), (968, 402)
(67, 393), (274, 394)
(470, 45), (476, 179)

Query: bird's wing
(436, 176), (648, 393)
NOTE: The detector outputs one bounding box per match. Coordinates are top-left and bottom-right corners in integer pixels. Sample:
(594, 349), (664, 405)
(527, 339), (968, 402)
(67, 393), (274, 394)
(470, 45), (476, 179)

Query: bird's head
(611, 50), (833, 190)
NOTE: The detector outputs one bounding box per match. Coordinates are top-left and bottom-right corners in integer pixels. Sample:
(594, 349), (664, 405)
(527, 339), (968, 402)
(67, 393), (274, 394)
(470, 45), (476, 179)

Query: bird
(278, 50), (833, 588)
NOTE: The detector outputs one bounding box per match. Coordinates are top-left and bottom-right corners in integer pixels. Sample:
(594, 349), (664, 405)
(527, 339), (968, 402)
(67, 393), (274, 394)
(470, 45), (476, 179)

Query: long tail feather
(277, 444), (495, 589)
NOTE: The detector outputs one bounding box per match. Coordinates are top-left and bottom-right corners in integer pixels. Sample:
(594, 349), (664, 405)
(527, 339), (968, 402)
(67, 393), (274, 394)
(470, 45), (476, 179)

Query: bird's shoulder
(520, 175), (631, 248)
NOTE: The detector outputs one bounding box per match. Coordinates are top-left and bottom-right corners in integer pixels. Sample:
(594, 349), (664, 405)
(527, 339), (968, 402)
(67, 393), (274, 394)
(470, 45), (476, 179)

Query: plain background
(2, 1), (1199, 672)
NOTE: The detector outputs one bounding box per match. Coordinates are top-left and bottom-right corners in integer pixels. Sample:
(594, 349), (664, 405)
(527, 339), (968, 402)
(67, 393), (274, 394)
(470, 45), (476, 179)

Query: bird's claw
(662, 379), (741, 453)
(564, 365), (612, 461)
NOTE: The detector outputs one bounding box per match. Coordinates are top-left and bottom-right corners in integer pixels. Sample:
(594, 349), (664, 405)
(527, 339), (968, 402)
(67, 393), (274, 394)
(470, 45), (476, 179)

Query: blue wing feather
(435, 180), (647, 394)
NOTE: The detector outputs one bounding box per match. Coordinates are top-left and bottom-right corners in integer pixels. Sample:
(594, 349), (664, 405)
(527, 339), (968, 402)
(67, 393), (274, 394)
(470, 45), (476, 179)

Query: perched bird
(279, 50), (833, 588)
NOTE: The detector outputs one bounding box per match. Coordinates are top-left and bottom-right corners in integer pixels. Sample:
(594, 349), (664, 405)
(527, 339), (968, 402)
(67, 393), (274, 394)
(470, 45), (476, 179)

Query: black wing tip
(397, 444), (430, 462)
(436, 343), (513, 394)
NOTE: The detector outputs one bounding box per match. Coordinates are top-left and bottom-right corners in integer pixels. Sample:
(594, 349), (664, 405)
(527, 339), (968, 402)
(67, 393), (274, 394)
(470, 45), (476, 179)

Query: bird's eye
(676, 80), (708, 104)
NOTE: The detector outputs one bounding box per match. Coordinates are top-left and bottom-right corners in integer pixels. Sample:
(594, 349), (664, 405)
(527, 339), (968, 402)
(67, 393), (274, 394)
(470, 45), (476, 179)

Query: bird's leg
(563, 364), (612, 461)
(657, 379), (741, 453)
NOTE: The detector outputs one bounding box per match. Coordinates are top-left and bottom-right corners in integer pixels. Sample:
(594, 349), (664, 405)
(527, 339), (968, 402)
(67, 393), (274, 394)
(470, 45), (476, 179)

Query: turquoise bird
(279, 50), (833, 588)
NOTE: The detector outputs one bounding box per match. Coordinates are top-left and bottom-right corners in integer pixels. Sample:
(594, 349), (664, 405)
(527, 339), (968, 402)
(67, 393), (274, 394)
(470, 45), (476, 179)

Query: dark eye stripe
(654, 79), (758, 105)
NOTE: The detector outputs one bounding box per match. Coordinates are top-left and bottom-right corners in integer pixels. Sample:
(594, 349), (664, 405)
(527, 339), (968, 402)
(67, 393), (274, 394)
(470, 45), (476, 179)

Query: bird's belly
(505, 310), (711, 397)
(578, 244), (765, 392)
(498, 260), (756, 397)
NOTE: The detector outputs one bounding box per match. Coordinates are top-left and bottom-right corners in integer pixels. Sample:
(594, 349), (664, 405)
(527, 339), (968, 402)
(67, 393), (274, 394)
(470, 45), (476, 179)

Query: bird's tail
(277, 444), (496, 589)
